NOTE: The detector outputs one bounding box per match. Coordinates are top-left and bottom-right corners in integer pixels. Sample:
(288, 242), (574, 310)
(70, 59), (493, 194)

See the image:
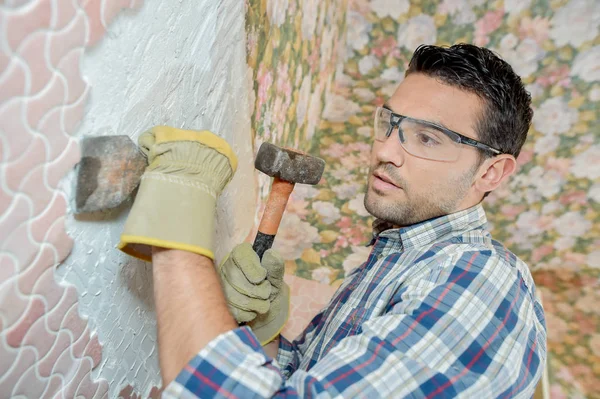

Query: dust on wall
(55, 0), (254, 397)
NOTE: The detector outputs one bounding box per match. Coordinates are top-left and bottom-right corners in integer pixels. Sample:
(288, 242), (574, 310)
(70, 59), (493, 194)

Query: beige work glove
(219, 243), (290, 345)
(118, 126), (237, 261)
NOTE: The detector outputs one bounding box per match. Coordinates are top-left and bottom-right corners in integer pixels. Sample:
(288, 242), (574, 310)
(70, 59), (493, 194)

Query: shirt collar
(369, 203), (488, 250)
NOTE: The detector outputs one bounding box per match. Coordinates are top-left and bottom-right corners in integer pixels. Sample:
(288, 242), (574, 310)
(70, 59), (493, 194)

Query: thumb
(138, 130), (156, 162)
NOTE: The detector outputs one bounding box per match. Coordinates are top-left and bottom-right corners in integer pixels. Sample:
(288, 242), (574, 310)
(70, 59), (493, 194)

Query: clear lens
(400, 119), (461, 162)
(372, 107), (463, 161)
(374, 107), (392, 142)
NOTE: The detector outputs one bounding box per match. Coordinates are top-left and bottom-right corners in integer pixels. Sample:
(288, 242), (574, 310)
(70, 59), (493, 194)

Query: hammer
(72, 138), (325, 256)
(252, 142), (325, 259)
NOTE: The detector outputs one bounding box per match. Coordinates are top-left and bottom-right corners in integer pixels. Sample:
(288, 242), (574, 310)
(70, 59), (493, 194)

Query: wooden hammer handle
(252, 177), (295, 259)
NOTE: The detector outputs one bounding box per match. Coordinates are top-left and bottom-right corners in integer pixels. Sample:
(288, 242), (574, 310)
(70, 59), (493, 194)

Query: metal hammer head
(255, 142), (325, 185)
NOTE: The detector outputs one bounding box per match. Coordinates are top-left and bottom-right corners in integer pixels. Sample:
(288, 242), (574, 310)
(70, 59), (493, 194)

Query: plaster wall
(56, 0), (255, 396)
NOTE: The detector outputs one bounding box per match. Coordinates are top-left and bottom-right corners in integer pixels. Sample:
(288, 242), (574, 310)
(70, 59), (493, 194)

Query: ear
(474, 154), (517, 193)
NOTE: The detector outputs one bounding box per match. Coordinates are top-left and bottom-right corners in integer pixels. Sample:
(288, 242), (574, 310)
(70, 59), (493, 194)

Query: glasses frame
(377, 106), (502, 157)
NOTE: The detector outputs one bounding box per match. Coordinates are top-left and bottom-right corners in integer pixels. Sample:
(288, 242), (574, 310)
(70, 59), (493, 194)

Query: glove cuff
(253, 282), (291, 346)
(118, 172), (217, 261)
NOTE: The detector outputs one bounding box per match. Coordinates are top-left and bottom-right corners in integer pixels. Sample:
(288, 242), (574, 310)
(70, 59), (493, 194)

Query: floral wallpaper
(250, 0), (600, 397)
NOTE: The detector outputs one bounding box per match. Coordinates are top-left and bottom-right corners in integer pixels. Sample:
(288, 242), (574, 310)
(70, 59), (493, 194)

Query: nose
(373, 125), (406, 167)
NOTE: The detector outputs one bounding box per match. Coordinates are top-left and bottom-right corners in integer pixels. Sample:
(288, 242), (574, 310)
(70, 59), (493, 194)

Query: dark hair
(405, 43), (533, 160)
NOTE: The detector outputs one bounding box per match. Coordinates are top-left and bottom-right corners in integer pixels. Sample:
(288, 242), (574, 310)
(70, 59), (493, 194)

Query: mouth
(372, 171), (400, 191)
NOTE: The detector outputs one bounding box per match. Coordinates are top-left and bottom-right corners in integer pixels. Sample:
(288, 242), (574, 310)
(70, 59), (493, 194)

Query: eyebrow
(382, 103), (454, 132)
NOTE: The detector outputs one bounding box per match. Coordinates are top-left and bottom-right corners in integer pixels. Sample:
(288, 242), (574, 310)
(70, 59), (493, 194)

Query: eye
(416, 132), (442, 147)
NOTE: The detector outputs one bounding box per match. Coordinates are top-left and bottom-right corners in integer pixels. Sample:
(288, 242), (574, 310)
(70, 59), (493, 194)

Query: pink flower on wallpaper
(516, 149), (533, 166)
(499, 204), (526, 218)
(559, 190), (588, 206)
(256, 64), (273, 121)
(518, 16), (550, 44)
(309, 37), (321, 73)
(276, 61), (292, 101)
(371, 36), (401, 59)
(536, 65), (571, 88)
(549, 384), (568, 399)
(286, 196), (311, 219)
(322, 142), (349, 158)
(531, 244), (553, 263)
(547, 156), (574, 178)
(334, 235), (350, 250)
(336, 216), (353, 229)
(474, 10), (504, 46)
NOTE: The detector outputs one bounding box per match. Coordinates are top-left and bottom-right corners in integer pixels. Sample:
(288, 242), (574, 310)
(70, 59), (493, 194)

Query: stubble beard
(363, 163), (476, 227)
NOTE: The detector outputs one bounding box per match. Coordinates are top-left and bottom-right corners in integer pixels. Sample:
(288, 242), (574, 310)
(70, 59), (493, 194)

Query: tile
(1, 222), (39, 272)
(117, 384), (136, 399)
(0, 254), (18, 287)
(62, 358), (93, 399)
(0, 347), (37, 396)
(39, 375), (63, 399)
(60, 86), (89, 135)
(21, 305), (56, 359)
(4, 0), (52, 51)
(48, 12), (86, 67)
(0, 100), (34, 162)
(59, 302), (86, 342)
(27, 74), (66, 130)
(75, 372), (101, 398)
(12, 354), (48, 399)
(19, 164), (54, 215)
(72, 326), (91, 358)
(6, 297), (46, 348)
(45, 138), (80, 189)
(52, 0), (78, 30)
(0, 61), (26, 105)
(0, 195), (30, 247)
(0, 341), (17, 380)
(0, 49), (10, 74)
(148, 386), (163, 399)
(46, 285), (78, 332)
(57, 48), (87, 104)
(83, 0), (106, 47)
(18, 31), (52, 95)
(18, 246), (54, 295)
(37, 108), (70, 159)
(0, 278), (31, 330)
(97, 379), (110, 398)
(84, 333), (103, 368)
(101, 0), (133, 27)
(44, 214), (73, 263)
(4, 135), (46, 192)
(0, 185), (12, 216)
(27, 263), (64, 310)
(30, 193), (67, 243)
(38, 329), (72, 378)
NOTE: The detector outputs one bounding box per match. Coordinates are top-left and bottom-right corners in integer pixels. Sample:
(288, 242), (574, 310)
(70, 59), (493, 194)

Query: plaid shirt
(164, 204), (547, 398)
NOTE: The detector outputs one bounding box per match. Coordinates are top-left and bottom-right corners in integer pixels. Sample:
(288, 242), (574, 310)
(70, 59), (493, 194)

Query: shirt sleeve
(163, 251), (546, 398)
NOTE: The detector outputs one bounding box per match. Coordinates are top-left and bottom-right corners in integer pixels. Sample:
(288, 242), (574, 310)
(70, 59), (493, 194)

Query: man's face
(364, 73), (484, 226)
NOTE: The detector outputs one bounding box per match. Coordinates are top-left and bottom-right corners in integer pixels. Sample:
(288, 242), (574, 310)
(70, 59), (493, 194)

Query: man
(119, 44), (546, 397)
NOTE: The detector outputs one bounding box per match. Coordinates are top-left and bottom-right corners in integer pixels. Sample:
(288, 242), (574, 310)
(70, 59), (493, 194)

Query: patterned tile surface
(0, 0), (142, 397)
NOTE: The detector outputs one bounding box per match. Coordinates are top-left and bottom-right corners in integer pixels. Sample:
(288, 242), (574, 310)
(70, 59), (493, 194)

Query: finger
(262, 249), (285, 285)
(228, 305), (257, 323)
(223, 283), (271, 314)
(137, 131), (155, 160)
(231, 243), (267, 283)
(223, 265), (271, 299)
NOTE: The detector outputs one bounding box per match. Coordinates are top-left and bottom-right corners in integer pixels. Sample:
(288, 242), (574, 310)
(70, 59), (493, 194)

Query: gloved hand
(118, 126), (237, 261)
(219, 243), (290, 345)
